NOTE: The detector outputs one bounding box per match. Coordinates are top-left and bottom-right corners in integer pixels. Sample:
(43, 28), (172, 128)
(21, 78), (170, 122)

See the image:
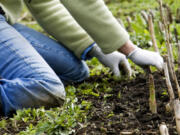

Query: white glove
(128, 47), (164, 70)
(89, 44), (132, 77)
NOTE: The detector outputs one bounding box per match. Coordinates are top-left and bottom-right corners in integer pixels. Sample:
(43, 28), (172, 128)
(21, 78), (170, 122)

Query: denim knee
(0, 77), (66, 116)
(76, 61), (90, 82)
(60, 61), (89, 84)
(39, 78), (66, 103)
(34, 78), (66, 107)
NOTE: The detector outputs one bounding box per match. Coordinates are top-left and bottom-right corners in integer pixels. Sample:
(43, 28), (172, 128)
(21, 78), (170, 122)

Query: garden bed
(75, 72), (178, 135)
(0, 72), (179, 135)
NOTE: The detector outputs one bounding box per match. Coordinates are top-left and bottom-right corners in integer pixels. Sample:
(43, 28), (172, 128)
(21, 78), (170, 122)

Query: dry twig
(141, 11), (148, 24)
(126, 16), (133, 32)
(163, 63), (175, 102)
(174, 28), (180, 73)
(158, 0), (174, 72)
(164, 63), (180, 135)
(148, 14), (159, 52)
(174, 100), (180, 135)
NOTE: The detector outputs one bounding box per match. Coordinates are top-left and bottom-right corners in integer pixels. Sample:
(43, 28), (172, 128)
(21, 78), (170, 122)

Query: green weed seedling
(0, 85), (91, 135)
(0, 119), (7, 130)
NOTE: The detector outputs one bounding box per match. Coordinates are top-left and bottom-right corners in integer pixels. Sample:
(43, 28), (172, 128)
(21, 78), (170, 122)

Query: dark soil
(75, 72), (178, 135)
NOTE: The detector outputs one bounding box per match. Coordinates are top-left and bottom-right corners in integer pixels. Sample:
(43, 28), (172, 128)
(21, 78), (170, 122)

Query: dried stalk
(178, 44), (180, 73)
(158, 0), (175, 81)
(165, 55), (180, 98)
(149, 10), (155, 22)
(158, 22), (165, 34)
(163, 63), (175, 102)
(174, 100), (180, 135)
(126, 16), (133, 32)
(164, 4), (173, 24)
(164, 54), (174, 81)
(148, 14), (159, 52)
(158, 2), (180, 133)
(159, 123), (169, 135)
(171, 30), (180, 98)
(158, 0), (174, 70)
(141, 11), (148, 24)
(158, 0), (180, 99)
(174, 28), (180, 73)
(173, 70), (180, 99)
(164, 63), (180, 134)
(149, 74), (157, 113)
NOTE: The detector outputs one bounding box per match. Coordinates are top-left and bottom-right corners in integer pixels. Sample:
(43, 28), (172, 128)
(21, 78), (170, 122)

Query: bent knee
(23, 78), (66, 105)
(22, 78), (66, 108)
(60, 61), (89, 84)
(0, 77), (66, 116)
(74, 61), (89, 81)
(37, 78), (66, 104)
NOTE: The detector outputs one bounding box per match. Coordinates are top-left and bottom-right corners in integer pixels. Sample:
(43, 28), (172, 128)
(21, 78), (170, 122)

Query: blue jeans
(0, 15), (89, 116)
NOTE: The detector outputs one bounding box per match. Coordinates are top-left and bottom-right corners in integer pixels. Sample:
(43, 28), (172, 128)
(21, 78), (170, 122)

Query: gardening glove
(89, 44), (132, 77)
(128, 47), (164, 71)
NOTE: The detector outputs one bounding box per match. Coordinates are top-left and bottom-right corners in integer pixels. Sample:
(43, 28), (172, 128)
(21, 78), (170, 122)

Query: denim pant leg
(13, 23), (89, 84)
(0, 15), (65, 116)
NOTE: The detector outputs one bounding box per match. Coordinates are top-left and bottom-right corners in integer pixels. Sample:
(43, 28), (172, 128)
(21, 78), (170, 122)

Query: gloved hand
(128, 47), (164, 70)
(89, 44), (132, 77)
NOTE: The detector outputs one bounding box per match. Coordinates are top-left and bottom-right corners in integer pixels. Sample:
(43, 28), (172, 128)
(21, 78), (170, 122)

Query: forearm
(61, 0), (129, 54)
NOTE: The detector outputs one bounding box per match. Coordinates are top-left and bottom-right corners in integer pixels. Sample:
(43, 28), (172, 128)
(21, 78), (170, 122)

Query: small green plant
(0, 119), (7, 130)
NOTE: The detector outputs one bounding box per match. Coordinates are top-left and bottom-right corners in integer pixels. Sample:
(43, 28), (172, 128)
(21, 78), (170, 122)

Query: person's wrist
(118, 40), (136, 56)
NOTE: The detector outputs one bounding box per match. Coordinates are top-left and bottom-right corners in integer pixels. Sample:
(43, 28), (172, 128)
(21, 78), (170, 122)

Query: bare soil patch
(76, 72), (178, 135)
